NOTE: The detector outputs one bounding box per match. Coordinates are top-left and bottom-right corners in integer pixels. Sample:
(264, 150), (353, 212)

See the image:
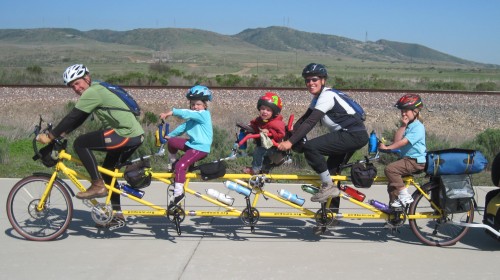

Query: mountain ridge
(0, 26), (496, 67)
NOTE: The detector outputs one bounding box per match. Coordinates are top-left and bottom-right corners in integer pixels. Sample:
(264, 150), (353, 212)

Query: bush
(475, 82), (497, 91)
(26, 65), (43, 75)
(462, 128), (500, 168)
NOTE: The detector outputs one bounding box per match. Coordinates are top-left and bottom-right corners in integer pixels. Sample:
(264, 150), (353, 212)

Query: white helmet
(63, 64), (89, 85)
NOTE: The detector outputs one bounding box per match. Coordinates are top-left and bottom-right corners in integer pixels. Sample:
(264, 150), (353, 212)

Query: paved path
(1, 178), (499, 280)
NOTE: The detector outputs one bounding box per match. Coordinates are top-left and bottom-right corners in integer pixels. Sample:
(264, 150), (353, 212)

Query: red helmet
(257, 92), (283, 117)
(395, 94), (423, 110)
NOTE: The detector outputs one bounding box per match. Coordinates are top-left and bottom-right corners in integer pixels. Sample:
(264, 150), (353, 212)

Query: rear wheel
(409, 182), (473, 246)
(6, 175), (73, 241)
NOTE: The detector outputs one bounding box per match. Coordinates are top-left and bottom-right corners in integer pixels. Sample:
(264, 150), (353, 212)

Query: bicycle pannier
(439, 174), (474, 213)
(33, 140), (67, 168)
(426, 148), (488, 175)
(124, 158), (152, 189)
(197, 160), (227, 181)
(351, 162), (377, 188)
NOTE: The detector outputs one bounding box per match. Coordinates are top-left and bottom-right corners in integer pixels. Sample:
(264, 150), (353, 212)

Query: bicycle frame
(37, 147), (436, 221)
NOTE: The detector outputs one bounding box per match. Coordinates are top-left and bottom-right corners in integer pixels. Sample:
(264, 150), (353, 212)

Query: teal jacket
(168, 109), (213, 153)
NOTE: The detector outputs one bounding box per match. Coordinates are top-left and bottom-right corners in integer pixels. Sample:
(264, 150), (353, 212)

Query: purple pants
(168, 137), (208, 183)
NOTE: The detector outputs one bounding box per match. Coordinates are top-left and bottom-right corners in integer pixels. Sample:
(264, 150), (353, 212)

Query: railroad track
(1, 84), (498, 96)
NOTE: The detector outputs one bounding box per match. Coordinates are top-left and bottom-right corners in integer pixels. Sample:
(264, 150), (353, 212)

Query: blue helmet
(186, 85), (213, 101)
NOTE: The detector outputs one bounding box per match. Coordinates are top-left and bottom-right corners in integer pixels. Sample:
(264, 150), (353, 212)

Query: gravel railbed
(1, 87), (498, 143)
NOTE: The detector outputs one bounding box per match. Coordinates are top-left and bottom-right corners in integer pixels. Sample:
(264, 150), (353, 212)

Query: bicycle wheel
(409, 182), (473, 246)
(6, 175), (74, 241)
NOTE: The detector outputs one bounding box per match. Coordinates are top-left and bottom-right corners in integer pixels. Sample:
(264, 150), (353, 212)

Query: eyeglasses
(305, 77), (321, 83)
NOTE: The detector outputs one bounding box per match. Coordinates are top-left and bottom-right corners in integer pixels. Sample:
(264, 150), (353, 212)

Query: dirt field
(1, 87), (498, 144)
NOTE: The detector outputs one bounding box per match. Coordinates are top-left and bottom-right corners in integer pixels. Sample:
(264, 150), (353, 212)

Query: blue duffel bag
(425, 148), (488, 175)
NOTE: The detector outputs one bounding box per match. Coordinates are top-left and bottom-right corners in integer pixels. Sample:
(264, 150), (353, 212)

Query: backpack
(98, 81), (141, 116)
(331, 89), (366, 121)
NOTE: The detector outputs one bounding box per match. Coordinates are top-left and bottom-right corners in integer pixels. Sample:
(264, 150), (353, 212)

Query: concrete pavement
(1, 178), (499, 280)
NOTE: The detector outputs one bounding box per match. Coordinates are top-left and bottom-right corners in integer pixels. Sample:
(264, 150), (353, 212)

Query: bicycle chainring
(315, 209), (336, 226)
(91, 203), (113, 226)
(240, 207), (260, 226)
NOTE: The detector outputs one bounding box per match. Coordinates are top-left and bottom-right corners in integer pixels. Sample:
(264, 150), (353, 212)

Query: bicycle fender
(32, 172), (76, 197)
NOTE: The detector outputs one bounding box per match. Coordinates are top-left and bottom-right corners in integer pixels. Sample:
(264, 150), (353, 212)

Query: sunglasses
(305, 77), (321, 83)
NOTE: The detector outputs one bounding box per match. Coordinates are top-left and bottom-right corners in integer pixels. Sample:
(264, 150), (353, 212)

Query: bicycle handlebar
(237, 133), (279, 148)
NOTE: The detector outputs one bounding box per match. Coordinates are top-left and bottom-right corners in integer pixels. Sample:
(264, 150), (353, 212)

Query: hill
(0, 26), (495, 67)
(234, 26), (476, 65)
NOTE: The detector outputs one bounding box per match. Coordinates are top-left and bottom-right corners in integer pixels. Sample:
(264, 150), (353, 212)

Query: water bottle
(368, 130), (378, 154)
(224, 181), (251, 197)
(339, 185), (366, 202)
(278, 189), (305, 206)
(368, 199), (392, 213)
(237, 129), (247, 150)
(301, 184), (319, 194)
(206, 189), (235, 206)
(120, 183), (145, 199)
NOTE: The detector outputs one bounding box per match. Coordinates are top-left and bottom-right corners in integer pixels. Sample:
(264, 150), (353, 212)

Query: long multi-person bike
(5, 118), (480, 246)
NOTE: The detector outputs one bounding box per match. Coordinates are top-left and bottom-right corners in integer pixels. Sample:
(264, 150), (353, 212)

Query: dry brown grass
(1, 87), (499, 144)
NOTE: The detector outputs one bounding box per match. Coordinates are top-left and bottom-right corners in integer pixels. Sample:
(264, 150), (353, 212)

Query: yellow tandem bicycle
(5, 118), (476, 246)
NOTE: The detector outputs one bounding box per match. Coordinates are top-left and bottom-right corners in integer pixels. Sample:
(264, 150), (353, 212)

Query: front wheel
(409, 182), (473, 246)
(6, 175), (73, 241)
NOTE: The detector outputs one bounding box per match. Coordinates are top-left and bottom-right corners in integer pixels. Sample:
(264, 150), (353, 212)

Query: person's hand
(278, 140), (292, 151)
(159, 111), (171, 120)
(400, 115), (409, 127)
(36, 133), (52, 144)
(378, 142), (388, 150)
(260, 128), (269, 134)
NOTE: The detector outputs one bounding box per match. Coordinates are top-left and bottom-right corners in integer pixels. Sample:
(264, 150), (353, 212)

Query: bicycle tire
(6, 175), (74, 241)
(409, 181), (473, 246)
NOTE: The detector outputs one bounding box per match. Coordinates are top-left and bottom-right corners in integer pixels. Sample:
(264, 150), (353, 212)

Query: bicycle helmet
(395, 94), (423, 110)
(257, 92), (283, 117)
(302, 63), (328, 78)
(63, 64), (89, 86)
(186, 85), (213, 101)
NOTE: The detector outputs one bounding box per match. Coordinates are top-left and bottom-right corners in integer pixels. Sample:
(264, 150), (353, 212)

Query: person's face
(401, 109), (417, 121)
(68, 76), (91, 96)
(258, 105), (274, 120)
(190, 100), (206, 111)
(304, 76), (325, 95)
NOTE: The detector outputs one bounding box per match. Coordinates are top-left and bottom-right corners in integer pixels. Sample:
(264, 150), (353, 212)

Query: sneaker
(168, 193), (185, 211)
(311, 183), (340, 202)
(390, 193), (414, 207)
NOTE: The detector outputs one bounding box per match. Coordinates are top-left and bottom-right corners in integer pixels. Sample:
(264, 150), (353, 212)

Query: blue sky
(2, 0), (499, 65)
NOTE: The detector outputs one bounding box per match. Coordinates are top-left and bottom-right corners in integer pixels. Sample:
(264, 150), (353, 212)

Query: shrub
(475, 82), (497, 91)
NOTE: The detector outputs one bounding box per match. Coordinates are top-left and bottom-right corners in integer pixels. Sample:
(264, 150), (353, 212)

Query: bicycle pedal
(108, 218), (126, 231)
(312, 226), (327, 236)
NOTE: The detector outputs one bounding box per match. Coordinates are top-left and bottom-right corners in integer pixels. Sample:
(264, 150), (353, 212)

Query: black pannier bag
(197, 160), (227, 181)
(351, 162), (377, 188)
(124, 158), (152, 189)
(439, 174), (474, 213)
